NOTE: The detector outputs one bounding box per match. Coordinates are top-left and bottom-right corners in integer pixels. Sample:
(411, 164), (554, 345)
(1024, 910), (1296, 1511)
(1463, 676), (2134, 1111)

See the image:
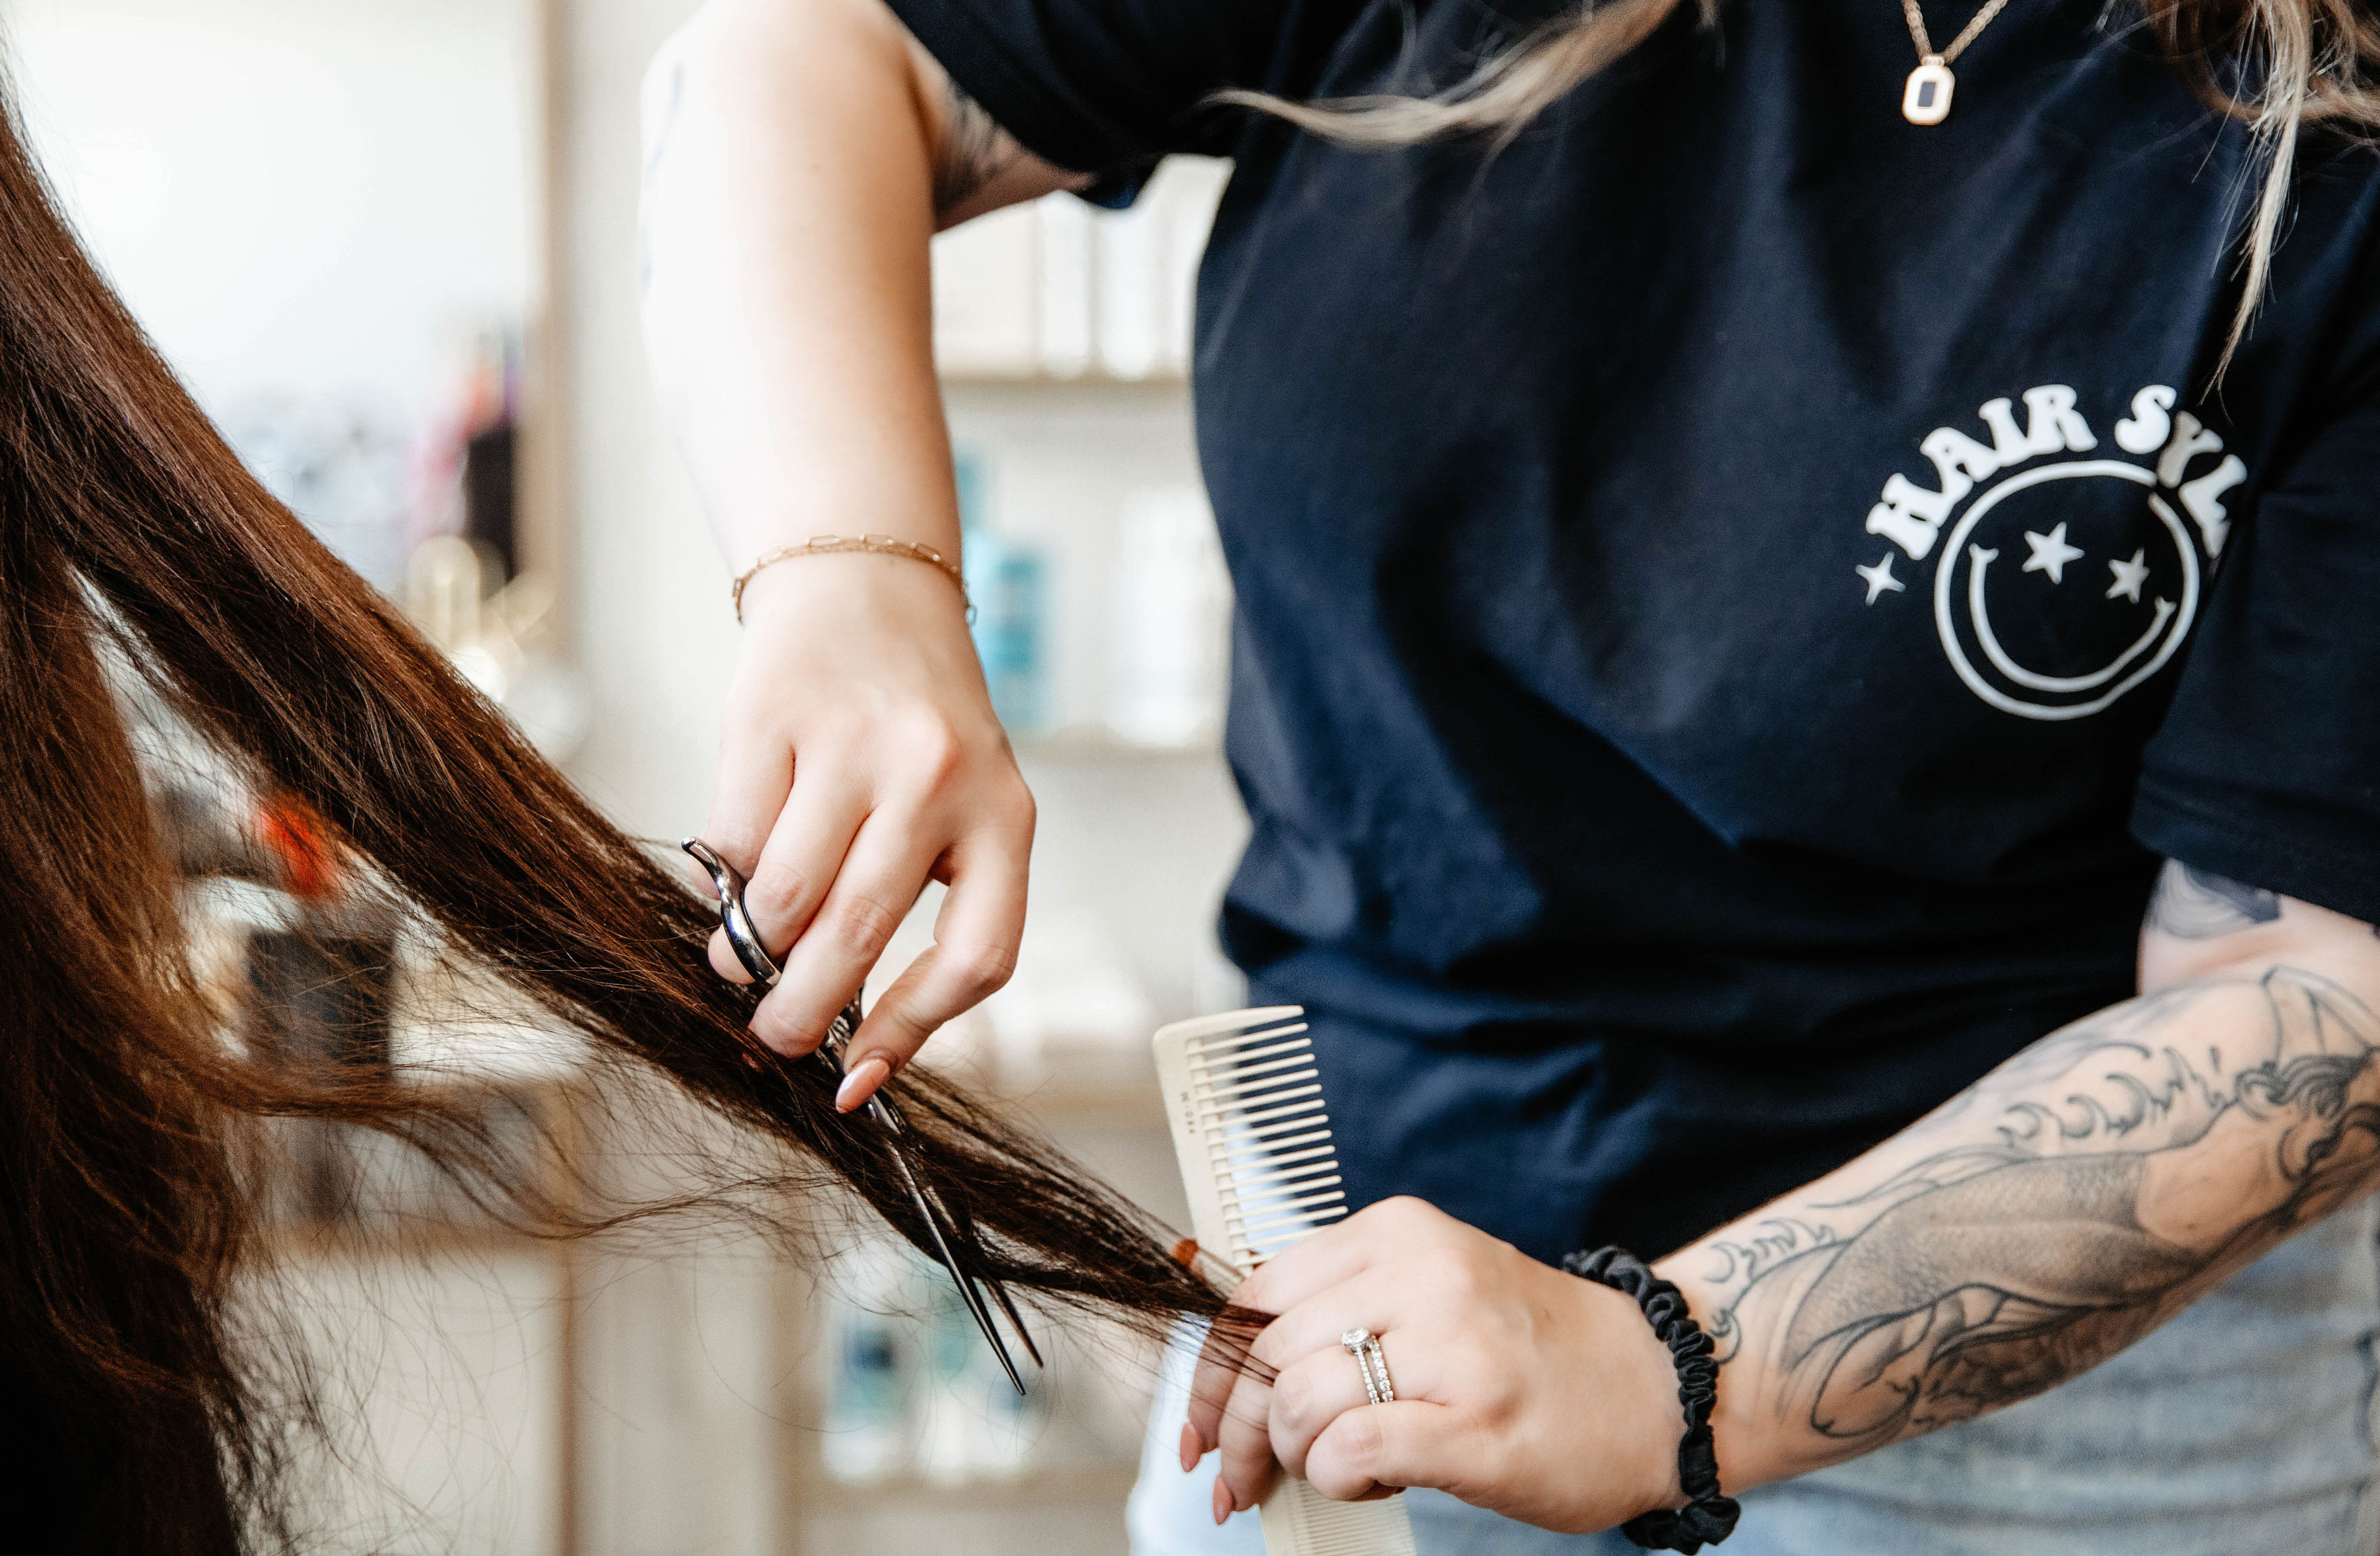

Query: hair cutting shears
(681, 838), (1040, 1394)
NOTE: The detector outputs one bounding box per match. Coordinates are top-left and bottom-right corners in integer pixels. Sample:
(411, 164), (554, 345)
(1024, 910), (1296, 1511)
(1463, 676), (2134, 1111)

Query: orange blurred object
(255, 794), (340, 901)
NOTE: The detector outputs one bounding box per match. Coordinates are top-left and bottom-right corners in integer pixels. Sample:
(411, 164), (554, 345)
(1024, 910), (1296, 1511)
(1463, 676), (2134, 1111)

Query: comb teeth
(1153, 1008), (1419, 1556)
(1154, 1007), (1349, 1272)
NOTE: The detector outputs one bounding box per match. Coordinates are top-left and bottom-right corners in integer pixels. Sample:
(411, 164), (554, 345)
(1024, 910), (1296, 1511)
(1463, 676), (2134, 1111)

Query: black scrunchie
(1562, 1246), (1742, 1553)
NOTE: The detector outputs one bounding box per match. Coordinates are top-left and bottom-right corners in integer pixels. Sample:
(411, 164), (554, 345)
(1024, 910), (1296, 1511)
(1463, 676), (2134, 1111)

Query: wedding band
(1341, 1327), (1396, 1405)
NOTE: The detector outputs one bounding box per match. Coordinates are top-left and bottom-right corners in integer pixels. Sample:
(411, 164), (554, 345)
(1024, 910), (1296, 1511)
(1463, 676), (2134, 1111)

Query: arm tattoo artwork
(1698, 966), (2380, 1452)
(2145, 860), (2281, 939)
(931, 80), (1023, 216)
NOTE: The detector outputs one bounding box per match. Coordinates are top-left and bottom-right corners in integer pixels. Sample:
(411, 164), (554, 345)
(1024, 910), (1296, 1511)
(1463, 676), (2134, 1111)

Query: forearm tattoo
(1698, 966), (2380, 1452)
(2146, 860), (2281, 938)
(932, 80), (1023, 216)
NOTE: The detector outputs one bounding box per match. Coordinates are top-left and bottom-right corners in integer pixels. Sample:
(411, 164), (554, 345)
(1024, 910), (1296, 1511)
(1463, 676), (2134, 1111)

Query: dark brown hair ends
(0, 81), (1233, 1549)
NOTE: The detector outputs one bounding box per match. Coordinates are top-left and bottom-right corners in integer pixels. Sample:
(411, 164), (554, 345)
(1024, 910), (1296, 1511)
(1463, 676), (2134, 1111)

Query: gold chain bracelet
(732, 534), (971, 624)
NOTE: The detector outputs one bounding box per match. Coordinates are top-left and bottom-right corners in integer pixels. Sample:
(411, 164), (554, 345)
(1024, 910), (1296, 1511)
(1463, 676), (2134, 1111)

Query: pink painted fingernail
(1178, 1423), (1201, 1473)
(1211, 1477), (1233, 1525)
(836, 1055), (891, 1112)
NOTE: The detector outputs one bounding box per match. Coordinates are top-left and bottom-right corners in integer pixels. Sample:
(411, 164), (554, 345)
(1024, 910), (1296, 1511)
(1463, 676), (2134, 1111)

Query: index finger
(833, 825), (1026, 1110)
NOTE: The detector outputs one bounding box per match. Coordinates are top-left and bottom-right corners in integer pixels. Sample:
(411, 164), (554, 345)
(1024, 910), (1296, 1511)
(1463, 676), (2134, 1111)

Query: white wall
(3, 0), (532, 427)
(549, 0), (738, 839)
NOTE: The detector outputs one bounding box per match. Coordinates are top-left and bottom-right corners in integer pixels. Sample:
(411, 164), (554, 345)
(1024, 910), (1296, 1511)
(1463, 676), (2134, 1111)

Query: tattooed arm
(1181, 864), (2380, 1532)
(1667, 860), (2380, 1489)
(637, 0), (1090, 1089)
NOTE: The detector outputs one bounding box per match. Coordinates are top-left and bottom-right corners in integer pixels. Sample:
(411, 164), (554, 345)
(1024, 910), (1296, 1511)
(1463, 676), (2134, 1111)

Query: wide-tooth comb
(1152, 1006), (1415, 1556)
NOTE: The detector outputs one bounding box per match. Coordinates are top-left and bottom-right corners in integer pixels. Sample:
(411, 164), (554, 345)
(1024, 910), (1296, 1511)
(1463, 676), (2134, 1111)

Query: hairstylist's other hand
(1183, 1197), (1686, 1535)
(701, 552), (1031, 1112)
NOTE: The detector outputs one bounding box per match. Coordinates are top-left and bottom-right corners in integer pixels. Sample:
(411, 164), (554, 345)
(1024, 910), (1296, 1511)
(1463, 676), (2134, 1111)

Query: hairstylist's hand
(1182, 1198), (1686, 1535)
(701, 552), (1031, 1111)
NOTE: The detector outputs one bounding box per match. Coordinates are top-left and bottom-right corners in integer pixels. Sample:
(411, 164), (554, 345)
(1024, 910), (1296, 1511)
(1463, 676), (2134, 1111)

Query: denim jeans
(1127, 1197), (2380, 1556)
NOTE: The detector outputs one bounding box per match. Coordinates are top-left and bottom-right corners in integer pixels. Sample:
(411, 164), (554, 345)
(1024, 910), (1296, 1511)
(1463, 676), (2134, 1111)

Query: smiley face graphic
(1930, 461), (2202, 721)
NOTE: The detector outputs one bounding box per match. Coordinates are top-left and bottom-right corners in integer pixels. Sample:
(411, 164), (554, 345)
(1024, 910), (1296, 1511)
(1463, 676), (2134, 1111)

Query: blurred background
(4, 0), (1247, 1550)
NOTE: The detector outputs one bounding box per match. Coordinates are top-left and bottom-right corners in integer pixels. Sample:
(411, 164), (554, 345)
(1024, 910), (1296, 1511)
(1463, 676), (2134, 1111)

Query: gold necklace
(1899, 0), (2016, 124)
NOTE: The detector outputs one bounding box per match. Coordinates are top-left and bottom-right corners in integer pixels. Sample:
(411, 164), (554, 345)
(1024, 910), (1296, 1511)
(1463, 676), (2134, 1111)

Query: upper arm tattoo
(2146, 860), (2281, 940)
(932, 80), (1025, 216)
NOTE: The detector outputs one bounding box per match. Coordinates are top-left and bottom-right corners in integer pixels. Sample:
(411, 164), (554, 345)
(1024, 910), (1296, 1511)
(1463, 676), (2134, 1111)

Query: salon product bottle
(956, 450), (1051, 739)
(969, 535), (1049, 739)
(1106, 484), (1231, 748)
(1036, 193), (1095, 378)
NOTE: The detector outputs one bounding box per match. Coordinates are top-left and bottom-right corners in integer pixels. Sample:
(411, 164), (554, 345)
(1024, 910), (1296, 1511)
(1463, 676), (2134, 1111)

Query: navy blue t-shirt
(889, 0), (2380, 1262)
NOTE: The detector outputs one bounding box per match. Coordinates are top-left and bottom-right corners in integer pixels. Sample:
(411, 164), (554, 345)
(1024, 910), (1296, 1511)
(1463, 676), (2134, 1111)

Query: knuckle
(943, 939), (1017, 1001)
(1432, 1258), (1486, 1305)
(999, 781), (1037, 834)
(1314, 1415), (1386, 1496)
(871, 1002), (937, 1049)
(749, 1000), (820, 1057)
(745, 856), (808, 917)
(1271, 1370), (1324, 1434)
(899, 712), (967, 784)
(703, 819), (768, 870)
(828, 893), (904, 956)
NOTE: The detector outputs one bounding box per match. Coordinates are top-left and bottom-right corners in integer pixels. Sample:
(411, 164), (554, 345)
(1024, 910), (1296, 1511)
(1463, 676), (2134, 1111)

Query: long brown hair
(0, 79), (1228, 1549)
(1233, 0), (2380, 368)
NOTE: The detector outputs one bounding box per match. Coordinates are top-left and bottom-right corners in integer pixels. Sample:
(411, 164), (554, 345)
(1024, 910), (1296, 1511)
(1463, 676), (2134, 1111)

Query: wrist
(1572, 1275), (1690, 1515)
(1651, 1251), (1793, 1497)
(1567, 1246), (1743, 1551)
(733, 541), (972, 636)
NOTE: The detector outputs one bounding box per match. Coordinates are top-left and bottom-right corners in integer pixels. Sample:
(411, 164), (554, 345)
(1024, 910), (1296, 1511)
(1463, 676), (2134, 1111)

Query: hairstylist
(639, 0), (2380, 1551)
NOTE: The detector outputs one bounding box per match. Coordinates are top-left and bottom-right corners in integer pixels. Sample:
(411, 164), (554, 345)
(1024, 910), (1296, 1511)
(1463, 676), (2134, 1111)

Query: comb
(1153, 1006), (1417, 1556)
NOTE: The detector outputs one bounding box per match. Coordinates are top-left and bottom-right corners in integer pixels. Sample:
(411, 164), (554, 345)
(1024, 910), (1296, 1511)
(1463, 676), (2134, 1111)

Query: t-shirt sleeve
(2133, 358), (2380, 924)
(883, 0), (1371, 183)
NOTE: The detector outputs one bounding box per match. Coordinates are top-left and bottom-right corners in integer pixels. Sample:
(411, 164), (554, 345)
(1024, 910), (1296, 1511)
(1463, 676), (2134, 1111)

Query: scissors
(682, 838), (1041, 1394)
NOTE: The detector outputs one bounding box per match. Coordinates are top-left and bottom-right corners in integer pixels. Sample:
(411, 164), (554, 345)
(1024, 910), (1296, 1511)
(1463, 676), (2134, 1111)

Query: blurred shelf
(797, 1461), (1140, 1513)
(1012, 730), (1222, 765)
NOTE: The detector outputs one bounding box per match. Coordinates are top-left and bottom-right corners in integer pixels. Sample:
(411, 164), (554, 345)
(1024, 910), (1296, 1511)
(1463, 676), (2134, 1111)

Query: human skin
(639, 0), (1081, 1108)
(1184, 866), (2380, 1531)
(646, 0), (2380, 1532)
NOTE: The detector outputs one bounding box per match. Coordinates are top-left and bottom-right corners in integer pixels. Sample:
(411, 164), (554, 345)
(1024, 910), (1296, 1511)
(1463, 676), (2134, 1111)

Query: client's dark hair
(0, 80), (1228, 1550)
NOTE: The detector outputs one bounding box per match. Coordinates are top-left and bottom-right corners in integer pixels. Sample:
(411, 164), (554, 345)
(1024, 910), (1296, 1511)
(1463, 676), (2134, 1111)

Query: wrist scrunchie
(1562, 1246), (1743, 1553)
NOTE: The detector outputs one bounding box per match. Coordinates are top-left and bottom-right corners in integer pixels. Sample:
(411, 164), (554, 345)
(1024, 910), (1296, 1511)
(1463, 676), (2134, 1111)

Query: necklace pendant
(1903, 56), (1954, 124)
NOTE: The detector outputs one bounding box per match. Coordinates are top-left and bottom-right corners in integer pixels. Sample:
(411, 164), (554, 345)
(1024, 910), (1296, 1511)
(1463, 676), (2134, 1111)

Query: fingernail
(1178, 1423), (1200, 1473)
(836, 1055), (891, 1112)
(1211, 1477), (1232, 1525)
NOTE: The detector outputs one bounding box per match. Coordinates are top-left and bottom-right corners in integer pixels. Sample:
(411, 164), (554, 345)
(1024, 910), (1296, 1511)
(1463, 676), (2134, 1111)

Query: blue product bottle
(953, 448), (1048, 738)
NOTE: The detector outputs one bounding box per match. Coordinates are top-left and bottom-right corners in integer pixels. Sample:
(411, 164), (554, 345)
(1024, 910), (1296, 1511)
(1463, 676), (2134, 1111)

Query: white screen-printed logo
(1853, 384), (2245, 723)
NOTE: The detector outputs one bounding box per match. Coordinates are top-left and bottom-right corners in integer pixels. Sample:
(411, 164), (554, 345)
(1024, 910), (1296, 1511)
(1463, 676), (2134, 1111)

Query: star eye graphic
(2020, 522), (2086, 585)
(2105, 548), (2150, 604)
(1856, 553), (1905, 604)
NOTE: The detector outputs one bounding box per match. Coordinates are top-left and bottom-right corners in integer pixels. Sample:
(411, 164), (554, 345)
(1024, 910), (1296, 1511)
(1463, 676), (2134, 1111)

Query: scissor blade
(982, 1270), (1045, 1370)
(885, 1146), (1029, 1395)
(935, 1190), (1046, 1371)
